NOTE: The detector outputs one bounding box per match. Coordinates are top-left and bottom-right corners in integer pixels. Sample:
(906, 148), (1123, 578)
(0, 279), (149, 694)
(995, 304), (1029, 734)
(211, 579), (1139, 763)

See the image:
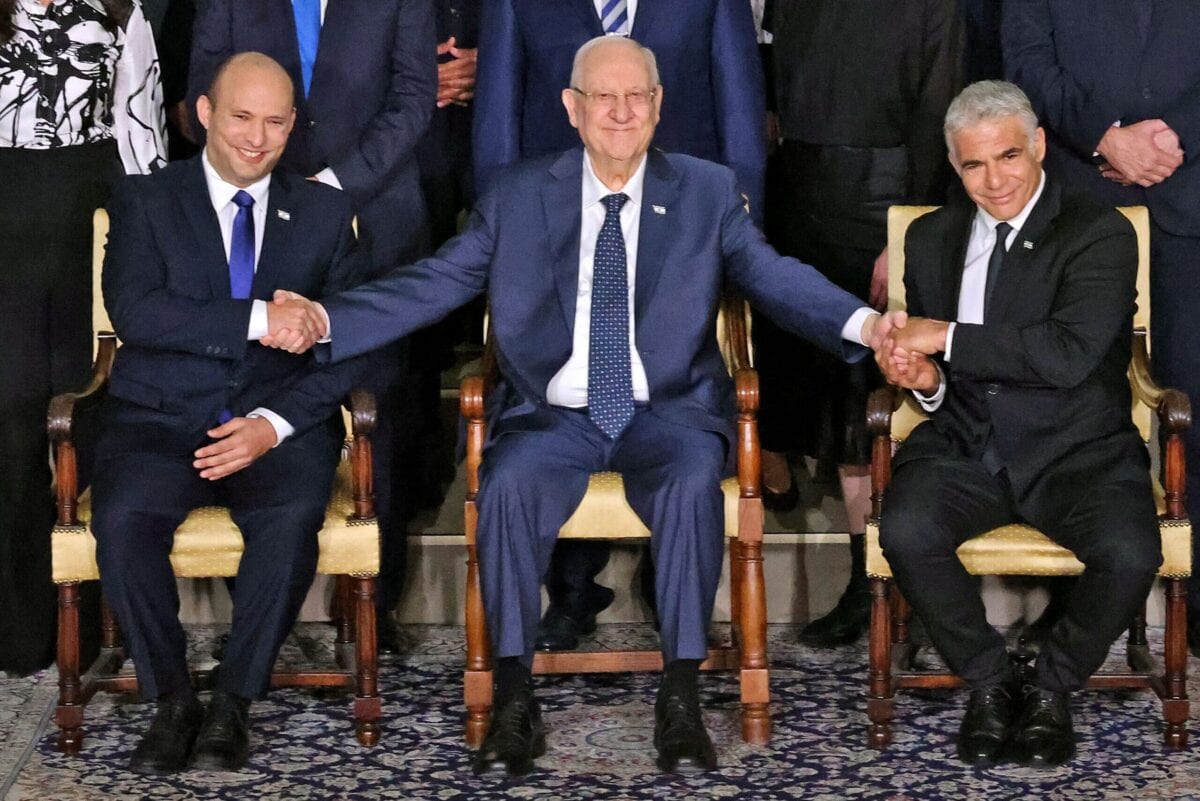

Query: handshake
(262, 290), (328, 354)
(866, 310), (950, 394)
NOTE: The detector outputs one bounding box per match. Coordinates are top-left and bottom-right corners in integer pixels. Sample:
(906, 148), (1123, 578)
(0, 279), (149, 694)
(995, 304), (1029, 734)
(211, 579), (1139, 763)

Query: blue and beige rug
(2, 624), (1198, 800)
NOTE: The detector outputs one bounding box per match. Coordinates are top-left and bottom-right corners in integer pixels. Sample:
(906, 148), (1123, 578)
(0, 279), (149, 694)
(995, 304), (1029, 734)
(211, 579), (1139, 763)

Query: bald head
(570, 35), (659, 90)
(206, 51), (294, 109)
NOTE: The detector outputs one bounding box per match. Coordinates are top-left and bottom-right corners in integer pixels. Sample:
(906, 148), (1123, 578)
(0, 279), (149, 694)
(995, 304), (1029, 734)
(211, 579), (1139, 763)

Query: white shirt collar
(582, 151), (647, 210)
(975, 169), (1046, 236)
(201, 149), (272, 215)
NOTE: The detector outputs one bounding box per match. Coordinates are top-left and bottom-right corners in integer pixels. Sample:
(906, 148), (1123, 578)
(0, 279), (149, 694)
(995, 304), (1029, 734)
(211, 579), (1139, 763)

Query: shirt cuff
(944, 322), (957, 361)
(316, 302), (332, 343)
(247, 408), (294, 446)
(912, 361), (947, 412)
(313, 167), (343, 190)
(248, 299), (269, 340)
(841, 307), (877, 346)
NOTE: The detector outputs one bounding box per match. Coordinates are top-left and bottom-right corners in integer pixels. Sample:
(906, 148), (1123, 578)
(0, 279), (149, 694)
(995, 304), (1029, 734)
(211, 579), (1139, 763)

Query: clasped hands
(262, 289), (327, 353)
(1096, 119), (1184, 188)
(867, 311), (948, 395)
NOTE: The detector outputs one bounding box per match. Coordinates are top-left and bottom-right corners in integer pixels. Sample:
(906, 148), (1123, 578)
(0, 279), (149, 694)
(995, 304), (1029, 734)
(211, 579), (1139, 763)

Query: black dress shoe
(956, 684), (1015, 765)
(1010, 687), (1075, 767)
(191, 691), (252, 772)
(535, 586), (615, 651)
(654, 683), (717, 773)
(472, 688), (546, 776)
(762, 473), (799, 513)
(128, 694), (204, 775)
(211, 632), (229, 662)
(377, 614), (403, 656)
(798, 583), (871, 647)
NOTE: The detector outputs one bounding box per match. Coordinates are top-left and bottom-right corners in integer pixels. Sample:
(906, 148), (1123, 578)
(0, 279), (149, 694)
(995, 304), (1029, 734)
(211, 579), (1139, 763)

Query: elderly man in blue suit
(270, 37), (896, 775)
(472, 0), (767, 653)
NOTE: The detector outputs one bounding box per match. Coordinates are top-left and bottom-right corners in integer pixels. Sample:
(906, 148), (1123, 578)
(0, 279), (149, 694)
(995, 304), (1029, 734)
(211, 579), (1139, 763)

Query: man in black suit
(93, 53), (367, 775)
(876, 81), (1160, 767)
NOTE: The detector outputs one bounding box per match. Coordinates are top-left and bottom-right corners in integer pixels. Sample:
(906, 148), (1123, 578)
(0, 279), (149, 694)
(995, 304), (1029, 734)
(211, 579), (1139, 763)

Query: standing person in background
(756, 0), (962, 648)
(959, 0), (1002, 83)
(0, 0), (165, 676)
(156, 0), (198, 160)
(472, 0), (766, 653)
(187, 0), (436, 654)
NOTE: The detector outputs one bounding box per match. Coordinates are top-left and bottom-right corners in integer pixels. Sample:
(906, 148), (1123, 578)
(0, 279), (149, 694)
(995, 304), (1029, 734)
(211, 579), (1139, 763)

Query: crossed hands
(866, 311), (948, 394)
(437, 36), (477, 108)
(262, 289), (328, 354)
(1096, 119), (1184, 187)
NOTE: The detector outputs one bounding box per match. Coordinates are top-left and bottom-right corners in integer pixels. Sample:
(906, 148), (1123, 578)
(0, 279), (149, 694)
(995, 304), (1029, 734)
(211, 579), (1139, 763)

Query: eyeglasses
(570, 87), (657, 110)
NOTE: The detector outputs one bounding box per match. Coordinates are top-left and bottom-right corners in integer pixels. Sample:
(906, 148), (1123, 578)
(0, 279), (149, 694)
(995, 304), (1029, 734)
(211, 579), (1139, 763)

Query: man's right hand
(1096, 119), (1184, 187)
(263, 290), (328, 353)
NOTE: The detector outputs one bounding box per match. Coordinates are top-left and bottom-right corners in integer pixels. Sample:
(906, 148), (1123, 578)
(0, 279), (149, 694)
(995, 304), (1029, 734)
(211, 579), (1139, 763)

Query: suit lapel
(269, 0), (307, 108)
(934, 203), (973, 321)
(178, 158), (233, 299)
(629, 0), (658, 40)
(987, 179), (1062, 323)
(305, 0), (354, 112)
(543, 149), (585, 334)
(251, 171), (297, 299)
(569, 0), (605, 36)
(634, 150), (680, 332)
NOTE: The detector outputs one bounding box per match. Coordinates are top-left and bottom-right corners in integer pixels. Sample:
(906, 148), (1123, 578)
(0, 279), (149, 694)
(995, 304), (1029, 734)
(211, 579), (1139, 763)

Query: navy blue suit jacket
(102, 157), (371, 442)
(1004, 0), (1200, 237)
(472, 0), (766, 223)
(188, 0), (438, 269)
(320, 148), (866, 446)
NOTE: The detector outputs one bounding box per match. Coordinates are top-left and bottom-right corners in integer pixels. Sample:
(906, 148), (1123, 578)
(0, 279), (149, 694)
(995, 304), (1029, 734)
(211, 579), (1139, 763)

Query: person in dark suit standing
(93, 53), (369, 775)
(472, 0), (767, 652)
(187, 0), (437, 653)
(876, 81), (1161, 767)
(1003, 0), (1200, 653)
(273, 36), (898, 776)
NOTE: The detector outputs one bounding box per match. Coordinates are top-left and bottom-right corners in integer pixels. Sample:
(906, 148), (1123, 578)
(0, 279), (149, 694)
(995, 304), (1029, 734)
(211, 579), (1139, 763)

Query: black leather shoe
(535, 586), (615, 651)
(191, 691), (252, 772)
(472, 688), (546, 776)
(211, 632), (229, 662)
(1010, 687), (1074, 767)
(762, 471), (799, 513)
(654, 683), (717, 773)
(128, 694), (204, 775)
(377, 614), (403, 656)
(798, 584), (870, 647)
(956, 684), (1015, 765)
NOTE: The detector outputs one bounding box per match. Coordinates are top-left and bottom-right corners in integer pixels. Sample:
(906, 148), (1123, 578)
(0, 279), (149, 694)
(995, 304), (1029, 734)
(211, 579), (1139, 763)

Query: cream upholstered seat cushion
(558, 474), (742, 539)
(51, 456), (379, 583)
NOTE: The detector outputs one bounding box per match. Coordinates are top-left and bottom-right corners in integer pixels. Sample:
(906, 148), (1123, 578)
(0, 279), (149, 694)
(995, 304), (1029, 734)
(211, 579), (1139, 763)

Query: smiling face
(562, 39), (662, 179)
(196, 56), (296, 188)
(950, 115), (1046, 221)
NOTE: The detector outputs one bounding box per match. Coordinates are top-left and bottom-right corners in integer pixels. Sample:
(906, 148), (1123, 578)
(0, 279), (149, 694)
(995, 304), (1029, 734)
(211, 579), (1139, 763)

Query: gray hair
(944, 80), (1039, 161)
(569, 35), (660, 90)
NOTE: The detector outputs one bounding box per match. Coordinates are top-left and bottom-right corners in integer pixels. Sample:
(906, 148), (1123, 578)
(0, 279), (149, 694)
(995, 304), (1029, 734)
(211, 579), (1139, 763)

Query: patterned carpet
(2, 624), (1198, 801)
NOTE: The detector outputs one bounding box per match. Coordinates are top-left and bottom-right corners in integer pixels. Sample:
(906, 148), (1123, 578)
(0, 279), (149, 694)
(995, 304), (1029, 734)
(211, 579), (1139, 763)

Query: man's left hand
(436, 36), (477, 108)
(193, 416), (278, 480)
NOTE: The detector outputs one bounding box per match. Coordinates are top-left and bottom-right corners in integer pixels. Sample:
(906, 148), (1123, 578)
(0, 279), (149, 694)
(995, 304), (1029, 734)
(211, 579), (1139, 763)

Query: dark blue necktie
(219, 190), (255, 425)
(983, 221), (1011, 321)
(588, 193), (634, 439)
(601, 0), (628, 34)
(293, 0), (321, 96)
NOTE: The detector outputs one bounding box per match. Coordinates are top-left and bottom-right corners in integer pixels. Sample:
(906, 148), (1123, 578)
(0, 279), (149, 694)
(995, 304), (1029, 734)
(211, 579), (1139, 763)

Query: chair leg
(736, 536), (771, 744)
(352, 576), (381, 747)
(463, 525), (492, 748)
(867, 577), (895, 749)
(892, 587), (911, 646)
(1162, 578), (1189, 748)
(729, 539), (744, 648)
(335, 575), (354, 645)
(55, 582), (84, 754)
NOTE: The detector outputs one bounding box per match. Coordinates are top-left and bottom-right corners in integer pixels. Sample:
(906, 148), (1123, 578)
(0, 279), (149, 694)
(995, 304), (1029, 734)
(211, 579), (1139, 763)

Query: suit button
(1142, 86), (1153, 99)
(308, 119), (317, 129)
(986, 383), (999, 396)
(205, 345), (214, 354)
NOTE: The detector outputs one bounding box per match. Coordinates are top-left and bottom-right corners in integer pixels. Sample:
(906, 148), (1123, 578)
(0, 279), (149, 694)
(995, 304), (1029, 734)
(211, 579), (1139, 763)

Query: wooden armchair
(459, 294), (771, 747)
(47, 209), (383, 753)
(864, 205), (1192, 749)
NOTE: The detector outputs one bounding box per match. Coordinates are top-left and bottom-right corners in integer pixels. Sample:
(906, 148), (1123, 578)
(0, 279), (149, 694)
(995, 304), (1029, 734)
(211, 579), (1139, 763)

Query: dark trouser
(1147, 222), (1200, 610)
(476, 408), (727, 664)
(879, 455), (1160, 692)
(93, 405), (341, 700)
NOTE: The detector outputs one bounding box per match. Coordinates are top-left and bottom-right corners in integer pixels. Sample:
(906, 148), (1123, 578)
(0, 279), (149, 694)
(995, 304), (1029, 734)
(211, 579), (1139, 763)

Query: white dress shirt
(201, 149), (295, 444)
(592, 0), (638, 34)
(915, 170), (1047, 411)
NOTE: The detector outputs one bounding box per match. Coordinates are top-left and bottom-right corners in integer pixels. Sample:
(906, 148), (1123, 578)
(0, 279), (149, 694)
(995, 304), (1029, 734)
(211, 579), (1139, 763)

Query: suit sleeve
(949, 217), (1137, 388)
(906, 0), (963, 204)
(1002, 0), (1123, 158)
(185, 0), (233, 136)
(718, 171), (869, 361)
(102, 178), (252, 361)
(326, 0), (437, 207)
(471, 0), (523, 196)
(1161, 77), (1200, 163)
(711, 0), (767, 225)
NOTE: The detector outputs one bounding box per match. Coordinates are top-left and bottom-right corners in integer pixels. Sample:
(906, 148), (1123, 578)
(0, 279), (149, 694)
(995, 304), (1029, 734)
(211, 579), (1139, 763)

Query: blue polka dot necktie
(588, 193), (634, 439)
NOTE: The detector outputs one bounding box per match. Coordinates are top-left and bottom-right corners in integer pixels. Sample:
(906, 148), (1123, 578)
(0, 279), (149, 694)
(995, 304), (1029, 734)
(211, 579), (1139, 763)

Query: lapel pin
(1022, 240), (1033, 249)
(277, 209), (291, 221)
(652, 205), (666, 215)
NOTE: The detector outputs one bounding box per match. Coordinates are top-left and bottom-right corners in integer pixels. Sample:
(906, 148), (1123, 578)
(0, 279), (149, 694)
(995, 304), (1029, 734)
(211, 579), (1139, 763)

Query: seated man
(876, 80), (1161, 767)
(269, 36), (898, 775)
(93, 52), (367, 775)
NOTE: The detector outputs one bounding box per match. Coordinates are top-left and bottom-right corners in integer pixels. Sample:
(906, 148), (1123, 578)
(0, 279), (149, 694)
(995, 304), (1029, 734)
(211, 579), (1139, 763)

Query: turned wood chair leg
(867, 577), (895, 749)
(463, 525), (492, 748)
(100, 596), (121, 652)
(56, 582), (84, 754)
(335, 575), (354, 645)
(353, 576), (381, 747)
(737, 535), (770, 744)
(892, 587), (911, 646)
(1162, 578), (1189, 748)
(729, 539), (745, 648)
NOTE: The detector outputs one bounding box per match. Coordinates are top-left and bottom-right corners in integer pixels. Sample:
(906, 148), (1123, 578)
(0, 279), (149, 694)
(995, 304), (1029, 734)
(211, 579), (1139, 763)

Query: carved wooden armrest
(734, 367), (760, 498)
(1129, 332), (1192, 519)
(867, 385), (900, 520)
(460, 374), (486, 502)
(345, 389), (377, 520)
